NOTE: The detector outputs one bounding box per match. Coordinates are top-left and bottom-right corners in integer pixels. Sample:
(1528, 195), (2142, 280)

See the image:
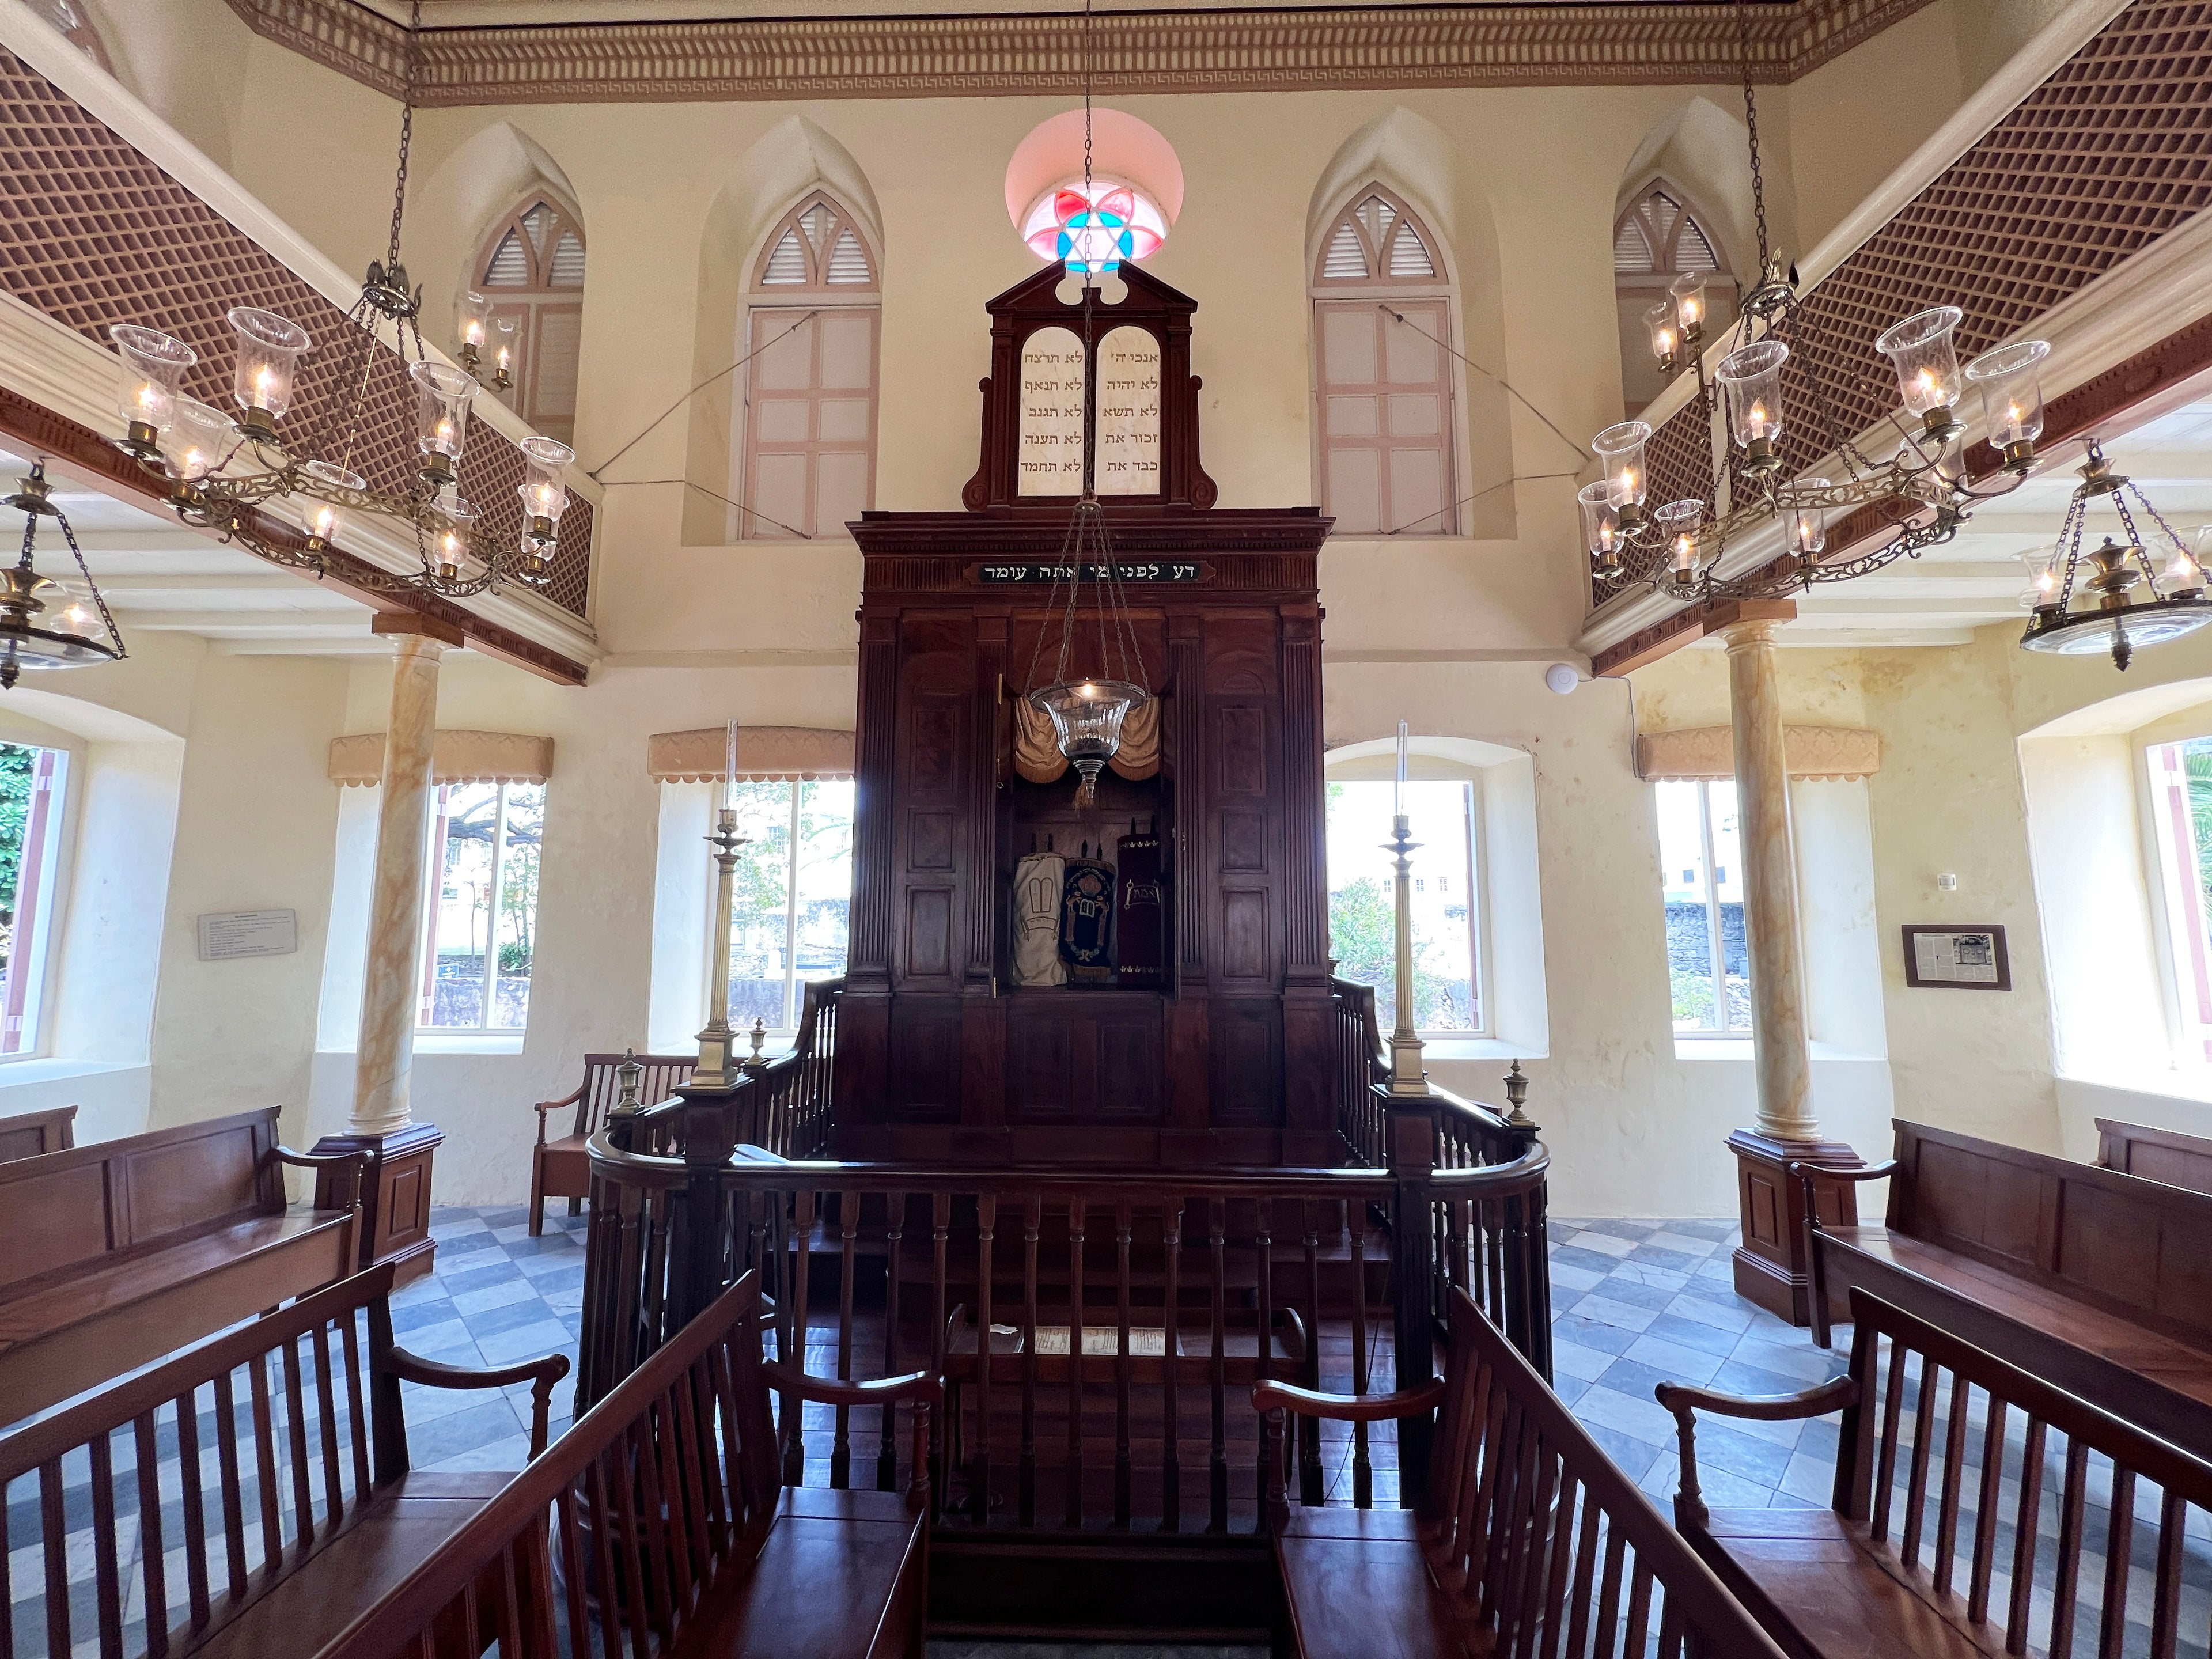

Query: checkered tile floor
(389, 1209), (1828, 1508)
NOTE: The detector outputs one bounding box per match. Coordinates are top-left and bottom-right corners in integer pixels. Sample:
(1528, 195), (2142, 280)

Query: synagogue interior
(3, 0), (2212, 1654)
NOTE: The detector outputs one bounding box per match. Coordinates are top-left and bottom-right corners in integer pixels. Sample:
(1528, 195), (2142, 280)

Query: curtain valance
(648, 726), (854, 783)
(1011, 696), (1161, 784)
(329, 730), (554, 787)
(1635, 725), (1881, 783)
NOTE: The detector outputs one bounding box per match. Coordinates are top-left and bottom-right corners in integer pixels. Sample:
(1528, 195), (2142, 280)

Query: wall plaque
(1096, 325), (1162, 497)
(1017, 325), (1085, 495)
(1901, 924), (2010, 990)
(198, 909), (298, 961)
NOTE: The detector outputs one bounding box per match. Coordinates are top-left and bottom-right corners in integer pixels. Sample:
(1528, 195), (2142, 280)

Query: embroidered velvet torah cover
(1115, 825), (1164, 988)
(1060, 854), (1116, 983)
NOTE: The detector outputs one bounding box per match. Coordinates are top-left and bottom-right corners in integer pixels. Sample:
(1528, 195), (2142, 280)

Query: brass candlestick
(691, 808), (749, 1088)
(1385, 812), (1429, 1097)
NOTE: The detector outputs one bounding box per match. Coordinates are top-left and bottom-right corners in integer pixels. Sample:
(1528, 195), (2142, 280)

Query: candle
(724, 718), (740, 811)
(1395, 719), (1408, 819)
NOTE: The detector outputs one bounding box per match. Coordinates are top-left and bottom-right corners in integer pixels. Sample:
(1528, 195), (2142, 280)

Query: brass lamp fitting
(2000, 438), (2036, 475)
(1919, 405), (1963, 445)
(1740, 435), (1782, 477)
(237, 406), (280, 444)
(419, 452), (457, 488)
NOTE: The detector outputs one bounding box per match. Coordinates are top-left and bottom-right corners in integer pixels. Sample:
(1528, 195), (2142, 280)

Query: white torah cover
(1012, 850), (1068, 987)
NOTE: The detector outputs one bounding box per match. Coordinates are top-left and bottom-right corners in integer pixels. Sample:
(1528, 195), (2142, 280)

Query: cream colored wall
(3, 0), (2103, 1214)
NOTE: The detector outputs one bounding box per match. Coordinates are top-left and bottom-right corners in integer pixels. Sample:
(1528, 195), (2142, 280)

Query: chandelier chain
(52, 495), (124, 655)
(385, 0), (423, 277)
(1732, 0), (1770, 271)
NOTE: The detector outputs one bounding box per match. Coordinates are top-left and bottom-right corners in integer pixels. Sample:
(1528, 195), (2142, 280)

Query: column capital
(370, 611), (466, 649)
(1709, 599), (1797, 651)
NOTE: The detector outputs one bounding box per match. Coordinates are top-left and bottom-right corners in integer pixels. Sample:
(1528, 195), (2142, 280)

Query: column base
(311, 1120), (444, 1290)
(1726, 1127), (1864, 1327)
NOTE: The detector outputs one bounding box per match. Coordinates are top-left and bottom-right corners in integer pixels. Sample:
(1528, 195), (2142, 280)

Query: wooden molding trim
(0, 384), (592, 687)
(225, 0), (1936, 104)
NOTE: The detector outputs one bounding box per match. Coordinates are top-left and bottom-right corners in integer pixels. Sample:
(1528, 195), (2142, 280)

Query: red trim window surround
(736, 194), (881, 542)
(1311, 187), (1457, 538)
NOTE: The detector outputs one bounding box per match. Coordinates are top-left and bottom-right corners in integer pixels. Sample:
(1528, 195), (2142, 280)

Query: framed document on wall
(1902, 924), (2010, 990)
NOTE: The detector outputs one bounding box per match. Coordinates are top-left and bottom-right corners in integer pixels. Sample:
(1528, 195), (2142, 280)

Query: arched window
(1310, 188), (1457, 537)
(734, 194), (881, 541)
(26, 0), (111, 70)
(1613, 181), (1737, 416)
(471, 196), (585, 443)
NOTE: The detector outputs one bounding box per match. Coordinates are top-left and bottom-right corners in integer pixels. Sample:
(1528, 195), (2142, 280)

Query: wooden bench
(1658, 1285), (2212, 1659)
(317, 1268), (941, 1659)
(0, 1259), (569, 1659)
(2095, 1113), (2212, 1194)
(0, 1105), (364, 1423)
(529, 1050), (692, 1234)
(1253, 1286), (1786, 1659)
(1798, 1116), (2212, 1456)
(0, 1100), (74, 1161)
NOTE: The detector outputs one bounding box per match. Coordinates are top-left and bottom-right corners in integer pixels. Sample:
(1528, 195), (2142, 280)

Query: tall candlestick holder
(691, 806), (750, 1089)
(1385, 812), (1429, 1097)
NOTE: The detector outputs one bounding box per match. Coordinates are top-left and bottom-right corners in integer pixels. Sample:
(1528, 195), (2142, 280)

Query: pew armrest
(533, 1085), (588, 1146)
(761, 1362), (938, 1506)
(1654, 1377), (1858, 1529)
(1785, 1158), (1899, 1186)
(1251, 1377), (1448, 1423)
(385, 1345), (573, 1459)
(272, 1146), (368, 1210)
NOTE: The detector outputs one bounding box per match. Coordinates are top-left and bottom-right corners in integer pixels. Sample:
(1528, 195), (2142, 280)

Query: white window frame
(711, 779), (854, 1035)
(1323, 767), (1490, 1041)
(2143, 734), (2212, 1067)
(1662, 778), (1752, 1038)
(0, 742), (71, 1062)
(417, 781), (538, 1035)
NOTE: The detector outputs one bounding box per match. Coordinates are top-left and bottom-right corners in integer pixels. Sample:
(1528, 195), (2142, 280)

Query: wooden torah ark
(842, 263), (1334, 1167)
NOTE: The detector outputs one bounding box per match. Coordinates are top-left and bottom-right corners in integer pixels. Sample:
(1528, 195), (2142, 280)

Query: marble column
(312, 612), (463, 1289)
(352, 619), (453, 1132)
(1723, 616), (1816, 1139)
(1715, 607), (1864, 1325)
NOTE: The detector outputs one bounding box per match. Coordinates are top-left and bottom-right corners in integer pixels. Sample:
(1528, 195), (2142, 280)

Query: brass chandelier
(2020, 444), (2212, 671)
(100, 1), (572, 603)
(1584, 0), (2046, 608)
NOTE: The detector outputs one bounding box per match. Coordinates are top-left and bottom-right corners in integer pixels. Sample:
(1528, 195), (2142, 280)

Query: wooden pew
(1658, 1286), (2212, 1659)
(0, 1104), (363, 1423)
(1254, 1286), (1786, 1659)
(317, 1269), (941, 1659)
(0, 1100), (74, 1160)
(0, 1260), (569, 1659)
(529, 1050), (691, 1234)
(1797, 1116), (2212, 1456)
(2095, 1113), (2212, 1194)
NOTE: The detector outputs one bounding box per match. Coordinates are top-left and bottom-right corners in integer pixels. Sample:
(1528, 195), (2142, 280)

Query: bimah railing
(574, 975), (1550, 1533)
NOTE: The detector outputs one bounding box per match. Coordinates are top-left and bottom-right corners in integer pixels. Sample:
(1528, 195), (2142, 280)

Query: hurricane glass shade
(1964, 340), (2050, 448)
(1668, 272), (1707, 336)
(1577, 480), (1619, 561)
(492, 317), (517, 379)
(1592, 421), (1652, 510)
(1643, 301), (1677, 365)
(518, 436), (574, 533)
(411, 362), (478, 462)
(1789, 480), (1829, 557)
(1654, 499), (1704, 573)
(299, 460), (363, 544)
(1875, 305), (1965, 419)
(2018, 545), (2061, 610)
(158, 397), (234, 482)
(0, 566), (117, 678)
(1029, 679), (1148, 785)
(434, 498), (479, 579)
(459, 289), (492, 351)
(225, 307), (310, 421)
(108, 325), (195, 435)
(1717, 340), (1789, 449)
